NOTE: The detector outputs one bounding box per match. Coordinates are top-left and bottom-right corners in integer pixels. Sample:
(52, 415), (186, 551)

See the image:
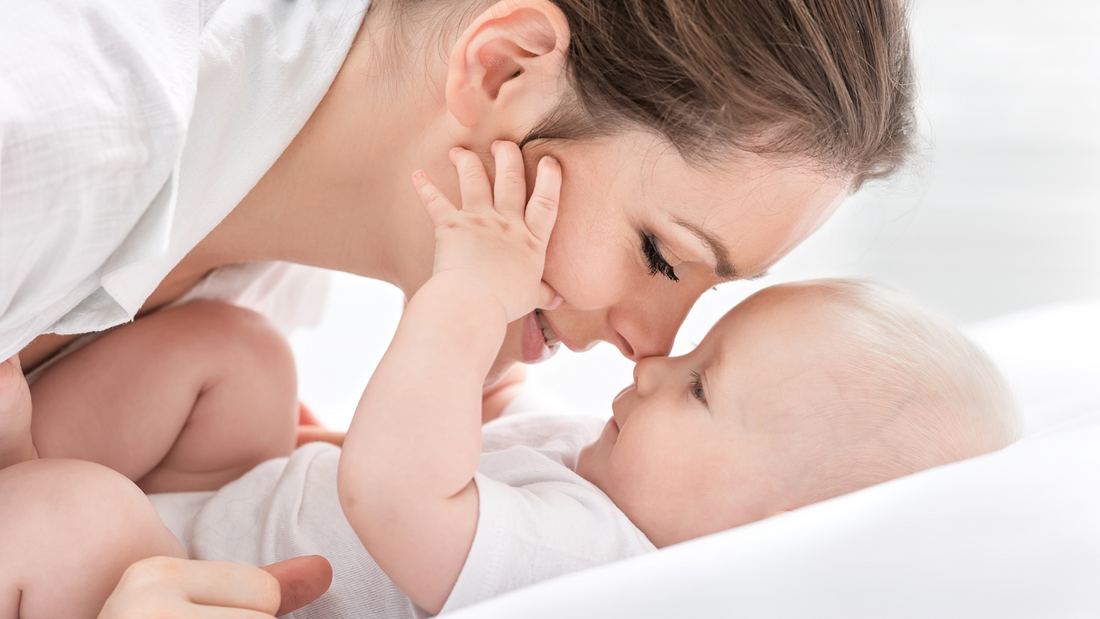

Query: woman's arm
(337, 143), (560, 614)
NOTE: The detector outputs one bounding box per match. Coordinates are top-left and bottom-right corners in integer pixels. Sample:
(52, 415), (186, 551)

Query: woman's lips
(520, 310), (560, 364)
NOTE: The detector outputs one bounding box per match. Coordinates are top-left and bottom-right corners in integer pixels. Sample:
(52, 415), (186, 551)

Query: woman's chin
(486, 313), (563, 388)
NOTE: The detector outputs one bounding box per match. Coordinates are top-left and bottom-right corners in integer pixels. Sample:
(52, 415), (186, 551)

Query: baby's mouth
(536, 310), (561, 346)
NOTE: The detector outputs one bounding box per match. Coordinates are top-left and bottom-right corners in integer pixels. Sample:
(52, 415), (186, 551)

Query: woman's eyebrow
(675, 220), (738, 280)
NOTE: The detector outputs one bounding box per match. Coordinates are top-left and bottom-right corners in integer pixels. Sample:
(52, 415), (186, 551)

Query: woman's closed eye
(689, 371), (707, 405)
(641, 232), (679, 282)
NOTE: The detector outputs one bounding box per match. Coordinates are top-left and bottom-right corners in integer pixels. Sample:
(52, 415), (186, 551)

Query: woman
(1, 0), (914, 615)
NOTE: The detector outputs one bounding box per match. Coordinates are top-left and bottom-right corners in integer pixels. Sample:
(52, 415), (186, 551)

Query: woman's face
(487, 131), (849, 383)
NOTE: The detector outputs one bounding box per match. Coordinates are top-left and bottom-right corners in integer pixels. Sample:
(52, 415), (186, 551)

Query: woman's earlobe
(445, 0), (570, 134)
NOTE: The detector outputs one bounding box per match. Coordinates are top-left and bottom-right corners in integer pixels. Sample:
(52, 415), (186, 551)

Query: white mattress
(446, 299), (1100, 618)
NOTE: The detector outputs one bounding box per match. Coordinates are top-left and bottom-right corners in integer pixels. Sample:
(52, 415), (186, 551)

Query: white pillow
(448, 299), (1100, 618)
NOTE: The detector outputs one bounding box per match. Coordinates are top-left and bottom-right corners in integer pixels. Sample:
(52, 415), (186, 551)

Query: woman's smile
(536, 309), (562, 348)
(520, 310), (561, 363)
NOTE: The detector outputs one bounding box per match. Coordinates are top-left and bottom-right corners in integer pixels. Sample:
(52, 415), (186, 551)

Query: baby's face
(577, 287), (838, 547)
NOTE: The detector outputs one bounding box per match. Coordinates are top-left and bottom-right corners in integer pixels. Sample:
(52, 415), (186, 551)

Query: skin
(27, 302), (299, 494)
(5, 0), (848, 614)
(338, 145), (843, 615)
(19, 0), (848, 388)
(339, 142), (564, 614)
(575, 284), (846, 548)
(0, 459), (332, 619)
(0, 303), (332, 617)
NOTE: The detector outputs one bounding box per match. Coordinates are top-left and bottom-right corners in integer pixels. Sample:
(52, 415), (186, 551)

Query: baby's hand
(412, 141), (561, 323)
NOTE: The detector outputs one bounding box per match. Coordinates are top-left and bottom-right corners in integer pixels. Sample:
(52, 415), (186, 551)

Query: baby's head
(576, 279), (1021, 547)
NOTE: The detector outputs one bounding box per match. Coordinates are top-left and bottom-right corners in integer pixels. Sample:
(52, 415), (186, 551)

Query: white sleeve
(0, 0), (205, 359)
(440, 449), (655, 614)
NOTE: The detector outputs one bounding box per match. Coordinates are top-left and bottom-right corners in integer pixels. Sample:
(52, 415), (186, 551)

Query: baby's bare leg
(0, 459), (185, 619)
(29, 301), (298, 493)
(0, 355), (34, 469)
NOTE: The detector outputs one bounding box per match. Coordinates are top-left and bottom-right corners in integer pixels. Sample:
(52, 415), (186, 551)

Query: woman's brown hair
(533, 0), (916, 185)
(401, 0), (916, 185)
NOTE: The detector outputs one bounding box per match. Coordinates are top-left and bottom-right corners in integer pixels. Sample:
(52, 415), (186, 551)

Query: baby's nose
(632, 356), (666, 395)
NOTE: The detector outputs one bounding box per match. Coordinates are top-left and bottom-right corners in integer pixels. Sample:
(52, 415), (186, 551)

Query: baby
(0, 148), (1020, 618)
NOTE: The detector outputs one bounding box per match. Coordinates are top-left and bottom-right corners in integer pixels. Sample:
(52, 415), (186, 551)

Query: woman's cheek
(543, 233), (635, 311)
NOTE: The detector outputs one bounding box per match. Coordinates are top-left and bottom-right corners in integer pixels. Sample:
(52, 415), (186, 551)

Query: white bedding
(446, 299), (1100, 618)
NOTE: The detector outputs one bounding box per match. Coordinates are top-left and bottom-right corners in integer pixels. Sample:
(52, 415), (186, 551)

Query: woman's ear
(445, 0), (570, 139)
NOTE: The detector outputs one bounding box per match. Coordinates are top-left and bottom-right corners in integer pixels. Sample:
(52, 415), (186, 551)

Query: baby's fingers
(538, 282), (563, 311)
(411, 170), (456, 226)
(491, 141), (527, 217)
(525, 156), (561, 245)
(451, 147), (493, 212)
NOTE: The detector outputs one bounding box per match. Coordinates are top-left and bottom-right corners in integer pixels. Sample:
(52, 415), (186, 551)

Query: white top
(0, 0), (369, 360)
(151, 412), (655, 618)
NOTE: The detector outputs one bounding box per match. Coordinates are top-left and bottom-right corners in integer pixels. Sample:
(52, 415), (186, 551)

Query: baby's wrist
(420, 271), (511, 324)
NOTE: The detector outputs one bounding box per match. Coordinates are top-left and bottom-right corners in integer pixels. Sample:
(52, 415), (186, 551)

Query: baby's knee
(178, 302), (297, 400)
(140, 302), (299, 490)
(0, 459), (184, 619)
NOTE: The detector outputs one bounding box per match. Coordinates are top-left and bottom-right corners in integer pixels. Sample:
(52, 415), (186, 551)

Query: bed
(444, 299), (1100, 618)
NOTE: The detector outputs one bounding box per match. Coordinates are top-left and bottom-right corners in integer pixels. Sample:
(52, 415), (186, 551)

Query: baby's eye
(640, 232), (679, 282)
(689, 371), (707, 405)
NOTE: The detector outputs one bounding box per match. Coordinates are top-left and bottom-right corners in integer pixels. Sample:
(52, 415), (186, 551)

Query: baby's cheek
(607, 440), (664, 496)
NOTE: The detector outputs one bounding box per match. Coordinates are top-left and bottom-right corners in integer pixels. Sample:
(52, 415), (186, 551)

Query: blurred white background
(291, 0), (1100, 429)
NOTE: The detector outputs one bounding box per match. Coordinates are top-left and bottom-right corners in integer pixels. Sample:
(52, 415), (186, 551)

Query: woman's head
(536, 0), (915, 187)
(370, 0), (915, 380)
(402, 0), (915, 184)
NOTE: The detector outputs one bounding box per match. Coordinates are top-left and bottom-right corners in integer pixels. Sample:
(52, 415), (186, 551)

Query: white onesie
(151, 412), (656, 618)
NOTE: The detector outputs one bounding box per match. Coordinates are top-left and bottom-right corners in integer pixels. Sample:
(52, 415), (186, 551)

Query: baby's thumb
(538, 282), (562, 311)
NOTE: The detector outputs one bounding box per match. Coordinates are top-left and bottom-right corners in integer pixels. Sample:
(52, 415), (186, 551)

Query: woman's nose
(607, 293), (695, 362)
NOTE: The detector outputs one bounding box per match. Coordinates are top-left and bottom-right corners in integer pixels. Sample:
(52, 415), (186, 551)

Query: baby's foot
(0, 355), (36, 468)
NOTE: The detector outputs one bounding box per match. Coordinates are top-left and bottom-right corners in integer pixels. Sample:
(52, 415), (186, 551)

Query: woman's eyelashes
(641, 232), (679, 282)
(689, 371), (707, 405)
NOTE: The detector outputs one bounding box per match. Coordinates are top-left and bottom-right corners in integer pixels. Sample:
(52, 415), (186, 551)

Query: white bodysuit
(151, 411), (655, 618)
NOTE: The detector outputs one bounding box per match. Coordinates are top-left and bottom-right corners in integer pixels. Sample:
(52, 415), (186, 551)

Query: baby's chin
(574, 442), (596, 483)
(574, 433), (613, 493)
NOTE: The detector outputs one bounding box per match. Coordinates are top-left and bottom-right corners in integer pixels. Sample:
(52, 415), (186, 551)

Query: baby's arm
(338, 143), (560, 614)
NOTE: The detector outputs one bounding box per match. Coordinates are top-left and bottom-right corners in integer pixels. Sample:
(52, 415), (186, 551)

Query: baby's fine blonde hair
(774, 279), (1022, 504)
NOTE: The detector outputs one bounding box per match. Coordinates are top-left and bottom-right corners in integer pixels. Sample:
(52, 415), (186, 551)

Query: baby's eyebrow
(674, 220), (738, 280)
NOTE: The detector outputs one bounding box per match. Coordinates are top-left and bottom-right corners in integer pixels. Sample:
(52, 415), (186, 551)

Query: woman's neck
(177, 3), (453, 302)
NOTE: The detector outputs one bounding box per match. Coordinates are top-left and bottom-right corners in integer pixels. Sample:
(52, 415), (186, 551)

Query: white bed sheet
(446, 299), (1100, 618)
